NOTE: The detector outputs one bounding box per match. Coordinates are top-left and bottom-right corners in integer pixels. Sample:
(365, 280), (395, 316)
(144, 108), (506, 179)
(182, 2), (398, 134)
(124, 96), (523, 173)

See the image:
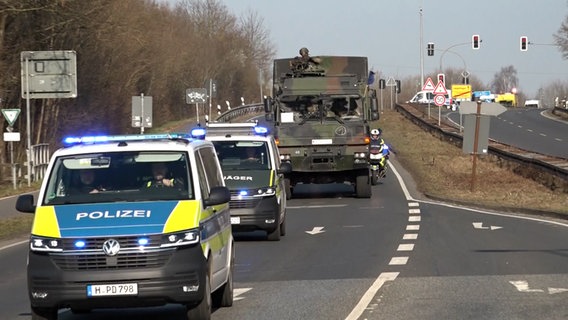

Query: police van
(16, 133), (234, 320)
(194, 122), (291, 241)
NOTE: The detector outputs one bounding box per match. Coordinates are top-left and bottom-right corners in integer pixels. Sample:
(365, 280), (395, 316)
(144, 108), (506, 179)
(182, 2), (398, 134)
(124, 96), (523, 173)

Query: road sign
(3, 132), (20, 142)
(433, 81), (448, 95)
(1, 109), (21, 126)
(131, 95), (153, 128)
(422, 77), (435, 92)
(459, 101), (507, 116)
(463, 114), (490, 154)
(186, 88), (207, 104)
(434, 94), (446, 107)
(21, 50), (77, 99)
(385, 77), (396, 86)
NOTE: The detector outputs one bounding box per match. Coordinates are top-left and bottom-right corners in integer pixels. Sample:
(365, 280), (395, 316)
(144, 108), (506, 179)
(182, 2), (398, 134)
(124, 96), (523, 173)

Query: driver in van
(145, 162), (184, 188)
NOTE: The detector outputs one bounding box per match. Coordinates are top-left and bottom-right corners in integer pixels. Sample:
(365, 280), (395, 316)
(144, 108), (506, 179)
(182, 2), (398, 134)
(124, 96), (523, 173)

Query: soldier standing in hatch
(297, 47), (321, 64)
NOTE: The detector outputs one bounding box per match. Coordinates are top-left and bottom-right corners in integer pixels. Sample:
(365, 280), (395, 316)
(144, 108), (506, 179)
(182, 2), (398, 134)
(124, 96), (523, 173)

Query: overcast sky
(162, 0), (567, 97)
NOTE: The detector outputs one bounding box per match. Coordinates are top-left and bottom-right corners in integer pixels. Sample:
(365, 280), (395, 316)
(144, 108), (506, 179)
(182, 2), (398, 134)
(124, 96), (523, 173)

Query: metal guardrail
(395, 103), (568, 193)
(215, 104), (264, 122)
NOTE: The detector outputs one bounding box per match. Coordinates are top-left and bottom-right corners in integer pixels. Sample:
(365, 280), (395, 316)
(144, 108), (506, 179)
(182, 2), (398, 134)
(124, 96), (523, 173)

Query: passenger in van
(242, 147), (260, 164)
(70, 169), (105, 194)
(145, 162), (184, 188)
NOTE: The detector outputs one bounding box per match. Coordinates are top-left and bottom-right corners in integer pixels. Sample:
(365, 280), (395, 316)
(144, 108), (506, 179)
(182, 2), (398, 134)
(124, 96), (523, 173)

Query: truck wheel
(186, 265), (212, 320)
(31, 306), (57, 320)
(355, 175), (372, 198)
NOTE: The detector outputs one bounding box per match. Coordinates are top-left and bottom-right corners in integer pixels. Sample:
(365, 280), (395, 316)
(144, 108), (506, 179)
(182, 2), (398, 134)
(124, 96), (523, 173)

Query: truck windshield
(42, 151), (193, 205)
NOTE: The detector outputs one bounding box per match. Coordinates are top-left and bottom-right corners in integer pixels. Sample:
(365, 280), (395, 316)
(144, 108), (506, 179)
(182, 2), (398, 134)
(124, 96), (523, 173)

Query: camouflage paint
(269, 55), (378, 184)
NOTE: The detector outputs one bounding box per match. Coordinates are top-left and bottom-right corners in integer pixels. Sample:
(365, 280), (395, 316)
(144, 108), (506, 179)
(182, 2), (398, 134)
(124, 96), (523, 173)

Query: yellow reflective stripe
(163, 200), (200, 233)
(269, 170), (275, 186)
(32, 206), (61, 238)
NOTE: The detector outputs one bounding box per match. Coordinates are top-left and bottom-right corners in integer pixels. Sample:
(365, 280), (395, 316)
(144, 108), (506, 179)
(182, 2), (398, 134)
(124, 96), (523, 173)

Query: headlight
(280, 154), (291, 161)
(354, 152), (367, 159)
(160, 229), (200, 248)
(236, 187), (275, 198)
(30, 236), (64, 252)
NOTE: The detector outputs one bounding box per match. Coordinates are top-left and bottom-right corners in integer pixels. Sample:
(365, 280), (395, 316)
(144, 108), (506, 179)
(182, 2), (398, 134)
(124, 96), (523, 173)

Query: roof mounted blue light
(253, 126), (269, 136)
(190, 127), (206, 139)
(62, 133), (191, 146)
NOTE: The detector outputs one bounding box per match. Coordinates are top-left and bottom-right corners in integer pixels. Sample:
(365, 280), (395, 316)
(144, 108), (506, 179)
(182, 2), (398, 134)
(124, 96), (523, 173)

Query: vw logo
(102, 239), (120, 256)
(335, 126), (347, 136)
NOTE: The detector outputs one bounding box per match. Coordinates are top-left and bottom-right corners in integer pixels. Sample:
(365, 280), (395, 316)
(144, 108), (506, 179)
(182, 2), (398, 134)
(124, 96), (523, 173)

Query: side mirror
(204, 186), (231, 207)
(16, 194), (36, 213)
(278, 162), (292, 174)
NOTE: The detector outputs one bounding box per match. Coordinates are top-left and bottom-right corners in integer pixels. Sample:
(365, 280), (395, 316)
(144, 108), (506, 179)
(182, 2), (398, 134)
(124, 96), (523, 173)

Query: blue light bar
(138, 237), (149, 246)
(254, 126), (269, 136)
(239, 190), (248, 196)
(62, 133), (191, 146)
(190, 127), (206, 139)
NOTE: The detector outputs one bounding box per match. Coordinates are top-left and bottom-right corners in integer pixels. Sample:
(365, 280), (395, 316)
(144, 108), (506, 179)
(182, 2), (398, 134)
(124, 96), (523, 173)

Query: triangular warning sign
(1, 109), (21, 127)
(433, 81), (448, 95)
(422, 77), (435, 92)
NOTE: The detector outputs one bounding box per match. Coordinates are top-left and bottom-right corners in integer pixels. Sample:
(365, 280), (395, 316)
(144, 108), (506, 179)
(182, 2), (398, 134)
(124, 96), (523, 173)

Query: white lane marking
(397, 244), (414, 251)
(527, 129), (533, 132)
(234, 288), (252, 301)
(389, 257), (409, 265)
(548, 287), (568, 295)
(305, 226), (325, 235)
(389, 163), (412, 201)
(554, 138), (562, 142)
(408, 202), (420, 207)
(0, 239), (28, 252)
(409, 216), (421, 222)
(409, 208), (421, 214)
(509, 280), (544, 293)
(539, 133), (547, 137)
(472, 222), (503, 230)
(406, 225), (420, 231)
(403, 233), (418, 240)
(345, 272), (399, 320)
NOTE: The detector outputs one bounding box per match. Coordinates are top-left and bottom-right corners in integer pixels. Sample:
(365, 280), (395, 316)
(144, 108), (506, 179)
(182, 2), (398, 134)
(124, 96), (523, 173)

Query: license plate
(87, 283), (138, 297)
(231, 217), (240, 224)
(312, 139), (332, 145)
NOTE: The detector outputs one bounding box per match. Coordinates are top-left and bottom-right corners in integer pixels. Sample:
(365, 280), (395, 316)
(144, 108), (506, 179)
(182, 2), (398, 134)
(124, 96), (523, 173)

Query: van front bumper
(27, 244), (207, 310)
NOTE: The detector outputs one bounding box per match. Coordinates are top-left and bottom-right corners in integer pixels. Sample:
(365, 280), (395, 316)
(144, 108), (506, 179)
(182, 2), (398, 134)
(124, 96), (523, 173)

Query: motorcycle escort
(369, 142), (389, 185)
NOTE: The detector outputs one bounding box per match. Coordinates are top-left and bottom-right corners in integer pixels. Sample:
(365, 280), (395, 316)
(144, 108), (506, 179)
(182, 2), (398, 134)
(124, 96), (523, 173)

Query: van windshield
(212, 141), (271, 170)
(43, 151), (193, 205)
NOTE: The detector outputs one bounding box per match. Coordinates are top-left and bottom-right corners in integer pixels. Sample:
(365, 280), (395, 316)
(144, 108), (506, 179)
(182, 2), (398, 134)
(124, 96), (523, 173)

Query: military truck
(263, 50), (380, 198)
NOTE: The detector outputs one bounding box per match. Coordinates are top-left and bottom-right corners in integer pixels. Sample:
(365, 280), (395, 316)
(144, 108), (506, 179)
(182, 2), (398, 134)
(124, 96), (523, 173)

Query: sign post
(21, 50), (77, 186)
(433, 80), (448, 126)
(186, 88), (207, 124)
(132, 94), (153, 134)
(422, 77), (435, 118)
(2, 109), (21, 189)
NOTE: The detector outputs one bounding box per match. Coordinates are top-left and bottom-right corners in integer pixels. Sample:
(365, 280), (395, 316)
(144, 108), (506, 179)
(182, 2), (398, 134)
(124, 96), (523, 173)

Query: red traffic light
(472, 34), (480, 49)
(437, 73), (445, 84)
(520, 36), (528, 51)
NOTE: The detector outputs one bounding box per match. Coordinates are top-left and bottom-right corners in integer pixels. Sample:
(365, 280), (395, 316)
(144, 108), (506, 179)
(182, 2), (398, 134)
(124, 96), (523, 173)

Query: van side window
(198, 147), (224, 188)
(194, 150), (210, 199)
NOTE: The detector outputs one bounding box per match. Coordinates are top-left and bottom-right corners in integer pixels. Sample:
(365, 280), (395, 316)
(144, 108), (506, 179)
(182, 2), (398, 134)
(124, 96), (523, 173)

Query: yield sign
(422, 77), (435, 92)
(1, 109), (21, 126)
(433, 81), (448, 95)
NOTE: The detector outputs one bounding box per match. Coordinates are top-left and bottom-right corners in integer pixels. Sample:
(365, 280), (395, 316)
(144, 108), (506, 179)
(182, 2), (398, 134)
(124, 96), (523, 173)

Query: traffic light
(472, 34), (480, 50)
(437, 73), (445, 85)
(395, 80), (401, 94)
(427, 42), (434, 56)
(520, 36), (528, 51)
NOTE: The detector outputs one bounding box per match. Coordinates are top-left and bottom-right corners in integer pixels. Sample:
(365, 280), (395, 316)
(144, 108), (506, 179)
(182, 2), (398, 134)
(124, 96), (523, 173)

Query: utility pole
(419, 6), (424, 89)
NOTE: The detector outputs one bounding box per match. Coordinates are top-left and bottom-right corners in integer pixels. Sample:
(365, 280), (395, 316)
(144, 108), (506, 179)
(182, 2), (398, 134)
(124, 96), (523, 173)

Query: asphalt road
(1, 158), (567, 320)
(447, 108), (568, 159)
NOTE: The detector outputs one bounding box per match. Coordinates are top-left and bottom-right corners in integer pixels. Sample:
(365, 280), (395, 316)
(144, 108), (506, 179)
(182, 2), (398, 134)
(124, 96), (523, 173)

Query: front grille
(229, 190), (262, 209)
(51, 235), (174, 271)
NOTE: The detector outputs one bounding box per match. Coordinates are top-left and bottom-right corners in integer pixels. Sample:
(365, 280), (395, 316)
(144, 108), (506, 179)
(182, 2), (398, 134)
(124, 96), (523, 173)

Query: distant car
(408, 90), (434, 104)
(524, 99), (540, 108)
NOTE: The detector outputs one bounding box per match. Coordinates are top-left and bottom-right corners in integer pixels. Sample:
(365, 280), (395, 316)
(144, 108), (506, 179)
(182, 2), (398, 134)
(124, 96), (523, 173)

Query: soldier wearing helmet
(294, 47), (321, 66)
(370, 128), (383, 142)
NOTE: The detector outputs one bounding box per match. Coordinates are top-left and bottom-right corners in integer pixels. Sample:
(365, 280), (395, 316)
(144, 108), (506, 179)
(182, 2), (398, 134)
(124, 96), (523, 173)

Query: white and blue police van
(192, 122), (291, 241)
(16, 133), (234, 320)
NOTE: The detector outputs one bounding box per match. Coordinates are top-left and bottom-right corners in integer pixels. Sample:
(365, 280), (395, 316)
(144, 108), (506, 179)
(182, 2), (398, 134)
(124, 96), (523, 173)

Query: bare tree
(553, 5), (568, 60)
(490, 65), (519, 94)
